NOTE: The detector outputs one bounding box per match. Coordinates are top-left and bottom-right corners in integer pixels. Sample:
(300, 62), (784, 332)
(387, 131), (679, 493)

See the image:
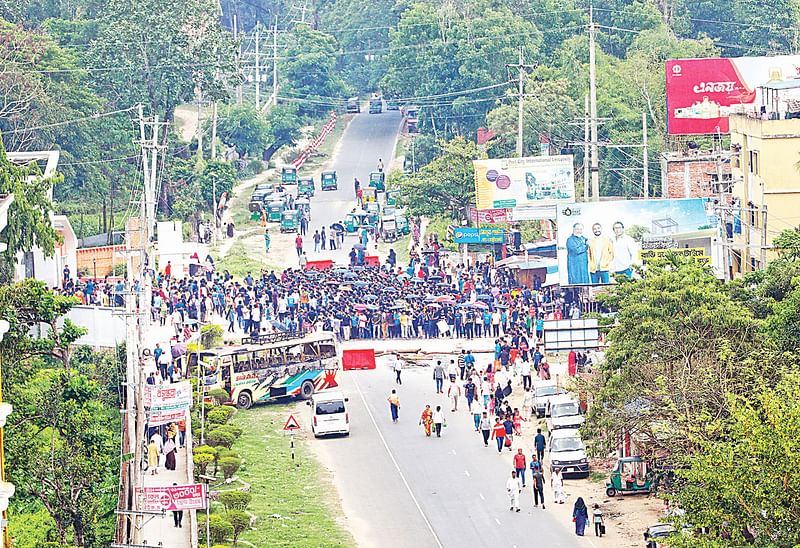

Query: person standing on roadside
(471, 396), (484, 432)
(433, 360), (445, 393)
(513, 448), (527, 487)
(552, 468), (566, 504)
(432, 405), (445, 437)
(506, 470), (522, 512)
(532, 466), (546, 509)
(393, 355), (403, 385)
(534, 428), (546, 462)
(491, 417), (507, 453)
(448, 379), (461, 412)
(388, 390), (400, 423)
(458, 350), (467, 380)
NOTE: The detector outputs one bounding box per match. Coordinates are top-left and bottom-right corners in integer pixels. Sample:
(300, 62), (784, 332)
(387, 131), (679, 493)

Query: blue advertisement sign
(453, 227), (505, 244)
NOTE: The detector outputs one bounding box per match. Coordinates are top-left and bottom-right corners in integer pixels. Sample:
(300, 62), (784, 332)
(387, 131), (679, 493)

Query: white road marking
(495, 518), (502, 525)
(479, 492), (485, 500)
(451, 449), (457, 455)
(464, 470), (470, 477)
(353, 376), (444, 548)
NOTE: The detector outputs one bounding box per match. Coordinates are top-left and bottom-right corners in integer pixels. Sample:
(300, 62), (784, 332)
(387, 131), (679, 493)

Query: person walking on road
(534, 428), (546, 462)
(502, 414), (514, 449)
(573, 497), (589, 536)
(147, 439), (159, 475)
(388, 390), (400, 423)
(491, 417), (507, 453)
(393, 355), (403, 385)
(513, 448), (527, 487)
(471, 395), (484, 431)
(464, 377), (476, 412)
(458, 350), (467, 380)
(523, 388), (534, 419)
(447, 359), (458, 382)
(552, 468), (566, 504)
(447, 379), (461, 411)
(172, 483), (184, 528)
(592, 504), (605, 537)
(264, 229), (270, 253)
(433, 360), (445, 393)
(506, 470), (522, 512)
(532, 466), (546, 509)
(480, 412), (492, 447)
(419, 405), (433, 437)
(432, 405), (445, 437)
(295, 234), (303, 257)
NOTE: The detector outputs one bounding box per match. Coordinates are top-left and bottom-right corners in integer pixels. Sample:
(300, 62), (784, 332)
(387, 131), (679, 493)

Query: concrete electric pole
(506, 48), (536, 158)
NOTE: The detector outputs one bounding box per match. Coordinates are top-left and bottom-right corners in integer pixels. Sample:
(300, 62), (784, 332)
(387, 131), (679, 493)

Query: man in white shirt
(392, 355), (403, 385)
(520, 359), (532, 391)
(506, 470), (522, 512)
(447, 360), (458, 382)
(611, 221), (639, 279)
(447, 379), (461, 412)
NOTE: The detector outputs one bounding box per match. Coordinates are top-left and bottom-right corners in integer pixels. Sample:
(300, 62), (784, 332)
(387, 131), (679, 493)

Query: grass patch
(590, 471), (607, 483)
(215, 241), (279, 278)
(230, 404), (353, 548)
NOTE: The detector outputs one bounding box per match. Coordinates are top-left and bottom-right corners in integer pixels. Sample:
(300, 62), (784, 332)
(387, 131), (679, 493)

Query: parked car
(548, 429), (589, 478)
(308, 391), (350, 437)
(546, 394), (585, 432)
(533, 380), (566, 418)
(644, 524), (674, 548)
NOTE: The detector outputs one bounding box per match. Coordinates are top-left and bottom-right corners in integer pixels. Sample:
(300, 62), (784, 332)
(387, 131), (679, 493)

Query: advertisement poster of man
(557, 198), (719, 286)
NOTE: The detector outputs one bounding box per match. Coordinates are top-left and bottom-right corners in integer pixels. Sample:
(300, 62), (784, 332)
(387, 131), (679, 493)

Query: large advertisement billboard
(666, 55), (800, 135)
(556, 198), (718, 286)
(474, 155), (575, 210)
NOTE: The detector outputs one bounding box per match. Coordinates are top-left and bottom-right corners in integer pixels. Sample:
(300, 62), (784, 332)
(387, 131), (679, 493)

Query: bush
(200, 323), (224, 348)
(194, 445), (218, 458)
(199, 514), (233, 545)
(193, 453), (214, 476)
(227, 510), (250, 547)
(217, 448), (239, 461)
(206, 429), (235, 449)
(219, 456), (241, 480)
(112, 262), (127, 277)
(247, 159), (264, 175)
(215, 424), (243, 440)
(219, 490), (252, 512)
(207, 406), (235, 426)
(208, 389), (231, 406)
(211, 545), (230, 548)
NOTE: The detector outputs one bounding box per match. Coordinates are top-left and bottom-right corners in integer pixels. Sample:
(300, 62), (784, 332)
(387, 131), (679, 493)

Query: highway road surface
(301, 108), (403, 264)
(310, 361), (583, 548)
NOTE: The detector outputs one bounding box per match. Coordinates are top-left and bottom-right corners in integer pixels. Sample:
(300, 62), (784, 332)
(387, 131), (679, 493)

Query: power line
(4, 106), (139, 134)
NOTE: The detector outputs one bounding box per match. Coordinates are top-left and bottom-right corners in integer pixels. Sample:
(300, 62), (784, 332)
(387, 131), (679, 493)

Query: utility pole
(272, 15), (278, 107)
(196, 87), (203, 163)
(583, 95), (590, 201)
(761, 205), (768, 268)
(211, 102), (218, 161)
(234, 15), (242, 105)
(642, 112), (649, 199)
(588, 6), (600, 201)
(505, 47), (536, 158)
(254, 23), (261, 110)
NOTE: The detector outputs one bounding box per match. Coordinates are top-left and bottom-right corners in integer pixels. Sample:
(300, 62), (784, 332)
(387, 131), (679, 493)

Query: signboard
(452, 227), (504, 244)
(467, 206), (510, 225)
(666, 55), (800, 135)
(474, 155), (575, 210)
(145, 381), (193, 412)
(556, 198), (717, 286)
(543, 319), (600, 352)
(136, 484), (207, 512)
(148, 409), (186, 427)
(283, 414), (301, 431)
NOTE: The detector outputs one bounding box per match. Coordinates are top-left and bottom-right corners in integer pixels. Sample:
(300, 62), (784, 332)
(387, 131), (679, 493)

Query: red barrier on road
(304, 259), (334, 271)
(364, 255), (380, 267)
(342, 349), (376, 371)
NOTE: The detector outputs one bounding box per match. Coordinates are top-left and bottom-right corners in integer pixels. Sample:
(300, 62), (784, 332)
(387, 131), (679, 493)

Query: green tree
(227, 509), (250, 547)
(669, 372), (800, 546)
(215, 104), (270, 157)
(771, 228), (800, 260)
(263, 103), (304, 161)
(393, 137), (481, 219)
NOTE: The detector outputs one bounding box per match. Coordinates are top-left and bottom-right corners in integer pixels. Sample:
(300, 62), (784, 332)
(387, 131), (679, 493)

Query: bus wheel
(300, 380), (315, 400)
(237, 391), (253, 409)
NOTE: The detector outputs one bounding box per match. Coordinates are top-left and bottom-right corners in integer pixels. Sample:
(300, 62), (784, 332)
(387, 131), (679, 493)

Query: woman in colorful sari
(419, 405), (433, 437)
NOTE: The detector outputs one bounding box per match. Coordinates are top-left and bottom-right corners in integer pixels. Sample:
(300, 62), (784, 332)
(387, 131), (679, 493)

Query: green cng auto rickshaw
(297, 176), (315, 197)
(295, 197), (311, 222)
(281, 166), (297, 184)
(606, 456), (654, 497)
(369, 171), (386, 192)
(280, 209), (299, 233)
(385, 189), (400, 206)
(364, 201), (380, 225)
(321, 170), (338, 191)
(344, 210), (371, 233)
(266, 200), (285, 223)
(381, 215), (398, 242)
(395, 210), (410, 235)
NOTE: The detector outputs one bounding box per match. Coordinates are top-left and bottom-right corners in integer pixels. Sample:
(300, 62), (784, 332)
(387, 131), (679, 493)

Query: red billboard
(666, 55), (800, 135)
(136, 484), (207, 512)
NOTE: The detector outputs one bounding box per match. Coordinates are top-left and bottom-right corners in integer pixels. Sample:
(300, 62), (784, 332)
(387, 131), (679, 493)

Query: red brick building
(660, 151), (731, 199)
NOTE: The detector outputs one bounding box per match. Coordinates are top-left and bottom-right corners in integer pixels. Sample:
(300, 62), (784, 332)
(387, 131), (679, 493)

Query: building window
(749, 151), (759, 175)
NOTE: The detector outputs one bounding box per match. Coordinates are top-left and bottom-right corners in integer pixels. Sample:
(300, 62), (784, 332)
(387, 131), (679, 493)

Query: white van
(549, 429), (589, 477)
(546, 394), (585, 432)
(309, 391), (350, 437)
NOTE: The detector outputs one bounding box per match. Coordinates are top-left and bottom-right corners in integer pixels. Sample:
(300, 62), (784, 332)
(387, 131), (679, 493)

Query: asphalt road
(310, 362), (583, 548)
(303, 109), (403, 264)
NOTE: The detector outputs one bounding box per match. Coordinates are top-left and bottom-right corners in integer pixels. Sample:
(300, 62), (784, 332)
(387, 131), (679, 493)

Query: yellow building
(729, 101), (800, 276)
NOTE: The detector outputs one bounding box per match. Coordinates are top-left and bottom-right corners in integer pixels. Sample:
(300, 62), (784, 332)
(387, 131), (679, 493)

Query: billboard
(136, 484), (207, 512)
(144, 381), (193, 412)
(467, 206), (510, 224)
(474, 155), (575, 210)
(556, 198), (718, 286)
(452, 227), (504, 244)
(666, 55), (800, 135)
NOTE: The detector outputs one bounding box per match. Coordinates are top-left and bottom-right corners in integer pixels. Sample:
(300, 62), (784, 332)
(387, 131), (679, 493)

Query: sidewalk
(139, 444), (192, 547)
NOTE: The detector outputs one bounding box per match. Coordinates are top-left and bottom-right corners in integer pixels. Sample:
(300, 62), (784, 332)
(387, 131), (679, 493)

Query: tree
(669, 372), (800, 546)
(228, 509), (250, 546)
(585, 263), (778, 458)
(263, 103), (304, 161)
(0, 138), (60, 283)
(771, 228), (800, 260)
(219, 490), (252, 512)
(215, 104), (270, 157)
(393, 137), (481, 219)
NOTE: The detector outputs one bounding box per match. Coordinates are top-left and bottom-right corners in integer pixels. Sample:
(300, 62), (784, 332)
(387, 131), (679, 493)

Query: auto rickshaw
(395, 210), (410, 235)
(248, 192), (267, 212)
(321, 170), (338, 191)
(606, 456), (653, 497)
(385, 189), (400, 206)
(295, 197), (311, 222)
(361, 187), (377, 204)
(281, 166), (297, 184)
(344, 210), (372, 233)
(266, 200), (284, 223)
(364, 201), (380, 225)
(280, 209), (299, 233)
(369, 171), (386, 192)
(381, 215), (398, 242)
(298, 176), (315, 197)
